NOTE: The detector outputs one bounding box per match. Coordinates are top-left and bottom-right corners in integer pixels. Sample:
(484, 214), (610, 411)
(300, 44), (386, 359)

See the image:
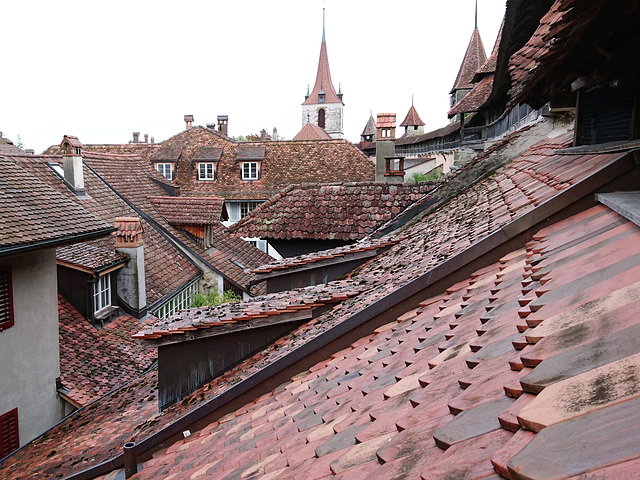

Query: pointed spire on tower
(322, 7), (326, 43)
(475, 0), (478, 29)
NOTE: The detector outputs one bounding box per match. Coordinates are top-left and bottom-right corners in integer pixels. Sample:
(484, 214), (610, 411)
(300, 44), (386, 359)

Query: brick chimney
(184, 114), (194, 130)
(218, 115), (228, 136)
(114, 217), (147, 318)
(60, 135), (86, 196)
(375, 114), (396, 182)
(133, 132), (140, 143)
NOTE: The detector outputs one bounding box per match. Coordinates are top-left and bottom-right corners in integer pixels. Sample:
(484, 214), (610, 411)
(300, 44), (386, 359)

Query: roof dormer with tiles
(302, 8), (344, 139)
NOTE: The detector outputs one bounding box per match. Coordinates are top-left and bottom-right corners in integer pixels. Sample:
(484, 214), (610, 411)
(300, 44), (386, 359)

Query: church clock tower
(302, 8), (344, 139)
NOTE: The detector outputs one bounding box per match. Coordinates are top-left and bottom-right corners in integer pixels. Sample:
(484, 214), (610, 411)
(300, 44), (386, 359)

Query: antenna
(475, 0), (478, 29)
(322, 7), (326, 42)
(412, 94), (414, 106)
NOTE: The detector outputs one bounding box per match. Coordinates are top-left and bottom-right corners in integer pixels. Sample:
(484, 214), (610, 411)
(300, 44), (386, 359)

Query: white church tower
(302, 9), (344, 139)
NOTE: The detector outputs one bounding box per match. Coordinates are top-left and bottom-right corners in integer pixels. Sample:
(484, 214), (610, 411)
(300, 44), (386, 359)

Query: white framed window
(240, 201), (259, 218)
(93, 274), (111, 313)
(242, 162), (259, 180)
(156, 163), (172, 180)
(246, 238), (268, 253)
(198, 162), (216, 181)
(153, 281), (198, 320)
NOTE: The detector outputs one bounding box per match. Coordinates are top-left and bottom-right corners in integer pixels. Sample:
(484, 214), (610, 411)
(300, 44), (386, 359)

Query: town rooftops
(56, 243), (127, 274)
(229, 182), (437, 242)
(4, 127), (640, 478)
(0, 156), (113, 256)
(148, 195), (227, 225)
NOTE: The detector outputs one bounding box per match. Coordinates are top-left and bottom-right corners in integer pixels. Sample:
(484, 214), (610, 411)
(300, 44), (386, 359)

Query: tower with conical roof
(400, 98), (425, 137)
(449, 0), (487, 109)
(302, 8), (344, 139)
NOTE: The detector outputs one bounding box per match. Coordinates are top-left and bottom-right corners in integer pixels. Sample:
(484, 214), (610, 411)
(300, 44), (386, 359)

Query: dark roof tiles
(56, 243), (127, 272)
(148, 195), (225, 225)
(450, 28), (487, 93)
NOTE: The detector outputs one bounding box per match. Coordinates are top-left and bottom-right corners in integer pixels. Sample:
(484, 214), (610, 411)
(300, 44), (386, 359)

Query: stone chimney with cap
(132, 132), (140, 143)
(114, 217), (147, 318)
(60, 135), (86, 196)
(184, 114), (194, 130)
(217, 115), (228, 136)
(375, 114), (396, 182)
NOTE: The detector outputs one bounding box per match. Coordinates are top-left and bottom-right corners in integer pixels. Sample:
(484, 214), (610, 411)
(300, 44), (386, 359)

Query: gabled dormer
(237, 146), (265, 182)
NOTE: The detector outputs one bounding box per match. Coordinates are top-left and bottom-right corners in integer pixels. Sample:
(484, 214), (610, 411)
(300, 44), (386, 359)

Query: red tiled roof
(6, 153), (200, 307)
(120, 203), (640, 480)
(0, 156), (113, 256)
(476, 15), (504, 77)
(376, 114), (396, 129)
(56, 243), (127, 273)
(159, 127), (375, 200)
(450, 28), (487, 93)
(250, 238), (404, 275)
(149, 196), (225, 225)
(449, 74), (495, 116)
(133, 281), (363, 340)
(293, 123), (332, 141)
(58, 296), (156, 407)
(302, 38), (342, 105)
(400, 105), (425, 127)
(5, 128), (639, 479)
(229, 182), (436, 241)
(150, 145), (182, 162)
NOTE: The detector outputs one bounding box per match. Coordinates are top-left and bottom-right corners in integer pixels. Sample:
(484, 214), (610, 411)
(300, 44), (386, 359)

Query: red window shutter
(0, 267), (14, 331)
(0, 408), (19, 458)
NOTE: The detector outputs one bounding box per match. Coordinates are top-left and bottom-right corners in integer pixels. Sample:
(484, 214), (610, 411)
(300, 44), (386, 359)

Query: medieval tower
(302, 9), (344, 139)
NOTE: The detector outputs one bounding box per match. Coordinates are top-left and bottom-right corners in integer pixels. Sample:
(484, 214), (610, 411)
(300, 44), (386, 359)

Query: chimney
(217, 115), (228, 136)
(150, 137), (154, 144)
(206, 123), (216, 130)
(60, 135), (86, 195)
(133, 132), (140, 143)
(25, 149), (34, 155)
(114, 217), (147, 318)
(184, 114), (194, 130)
(144, 134), (149, 143)
(375, 114), (396, 182)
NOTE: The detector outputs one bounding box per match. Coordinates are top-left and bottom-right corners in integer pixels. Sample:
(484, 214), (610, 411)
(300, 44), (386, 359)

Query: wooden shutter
(0, 267), (14, 331)
(0, 408), (19, 458)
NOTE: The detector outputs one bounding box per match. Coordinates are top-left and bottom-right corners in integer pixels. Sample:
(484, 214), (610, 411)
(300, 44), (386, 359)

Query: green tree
(190, 289), (240, 307)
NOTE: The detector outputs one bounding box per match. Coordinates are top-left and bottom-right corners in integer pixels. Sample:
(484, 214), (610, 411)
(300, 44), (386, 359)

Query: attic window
(46, 162), (64, 178)
(156, 163), (172, 180)
(318, 94), (325, 104)
(93, 274), (111, 314)
(198, 162), (216, 181)
(0, 267), (14, 331)
(242, 162), (259, 181)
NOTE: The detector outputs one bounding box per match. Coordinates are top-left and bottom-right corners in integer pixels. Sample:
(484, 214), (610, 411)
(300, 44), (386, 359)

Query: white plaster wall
(301, 102), (344, 138)
(0, 249), (61, 446)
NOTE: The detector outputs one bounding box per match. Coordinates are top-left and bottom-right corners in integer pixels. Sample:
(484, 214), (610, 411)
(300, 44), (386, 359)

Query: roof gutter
(62, 149), (638, 480)
(0, 227), (116, 258)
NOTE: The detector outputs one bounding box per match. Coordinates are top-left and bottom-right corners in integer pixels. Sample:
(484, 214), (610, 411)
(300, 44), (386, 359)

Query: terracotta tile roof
(5, 128), (638, 479)
(450, 28), (487, 93)
(0, 156), (113, 256)
(507, 0), (640, 106)
(229, 182), (437, 241)
(449, 74), (495, 116)
(56, 243), (127, 273)
(293, 123), (332, 141)
(303, 38), (342, 105)
(6, 153), (200, 307)
(133, 281), (364, 341)
(58, 296), (156, 407)
(250, 238), (404, 276)
(376, 114), (396, 129)
(150, 145), (182, 162)
(143, 127), (374, 200)
(400, 105), (425, 127)
(192, 146), (222, 161)
(395, 117), (469, 147)
(103, 204), (640, 479)
(475, 15), (504, 77)
(148, 195), (225, 225)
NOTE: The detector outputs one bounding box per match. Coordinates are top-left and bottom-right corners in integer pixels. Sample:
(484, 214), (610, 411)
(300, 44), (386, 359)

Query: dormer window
(242, 162), (259, 180)
(318, 93), (325, 103)
(157, 163), (173, 180)
(198, 162), (216, 181)
(93, 274), (111, 315)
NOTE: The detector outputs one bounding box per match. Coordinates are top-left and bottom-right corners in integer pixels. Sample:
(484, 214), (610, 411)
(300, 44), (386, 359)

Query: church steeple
(301, 7), (344, 139)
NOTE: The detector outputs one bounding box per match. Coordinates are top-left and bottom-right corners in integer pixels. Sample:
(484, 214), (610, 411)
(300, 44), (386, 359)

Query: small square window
(198, 163), (216, 181)
(156, 163), (172, 180)
(0, 267), (14, 332)
(240, 202), (259, 218)
(242, 162), (259, 180)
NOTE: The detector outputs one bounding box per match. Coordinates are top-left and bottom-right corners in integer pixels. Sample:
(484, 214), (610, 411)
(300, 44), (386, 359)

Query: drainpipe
(123, 442), (137, 478)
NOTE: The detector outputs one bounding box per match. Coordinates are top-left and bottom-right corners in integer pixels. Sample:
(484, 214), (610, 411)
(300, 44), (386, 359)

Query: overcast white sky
(0, 0), (505, 153)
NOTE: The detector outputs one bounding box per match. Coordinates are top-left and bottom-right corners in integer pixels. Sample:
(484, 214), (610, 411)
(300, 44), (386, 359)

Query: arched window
(318, 109), (326, 129)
